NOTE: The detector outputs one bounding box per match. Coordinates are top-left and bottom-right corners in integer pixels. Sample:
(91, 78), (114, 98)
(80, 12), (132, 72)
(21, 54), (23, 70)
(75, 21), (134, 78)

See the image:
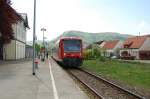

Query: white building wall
(114, 41), (123, 50)
(3, 40), (26, 60)
(99, 42), (106, 48)
(13, 20), (26, 60)
(17, 22), (26, 42)
(12, 24), (17, 38)
(3, 40), (16, 60)
(140, 37), (150, 51)
(12, 22), (26, 43)
(16, 41), (25, 59)
(114, 41), (123, 56)
(120, 49), (139, 59)
(105, 41), (123, 57)
(3, 19), (27, 60)
(105, 49), (114, 57)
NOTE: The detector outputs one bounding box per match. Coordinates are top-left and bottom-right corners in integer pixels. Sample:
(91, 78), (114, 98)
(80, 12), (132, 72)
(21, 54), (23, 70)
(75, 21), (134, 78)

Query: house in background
(102, 40), (122, 57)
(25, 45), (33, 59)
(94, 41), (106, 48)
(120, 36), (150, 60)
(85, 41), (105, 49)
(3, 13), (29, 60)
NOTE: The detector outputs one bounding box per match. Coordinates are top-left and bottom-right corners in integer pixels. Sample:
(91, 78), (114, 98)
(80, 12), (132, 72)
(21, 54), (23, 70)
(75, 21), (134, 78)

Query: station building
(0, 13), (29, 60)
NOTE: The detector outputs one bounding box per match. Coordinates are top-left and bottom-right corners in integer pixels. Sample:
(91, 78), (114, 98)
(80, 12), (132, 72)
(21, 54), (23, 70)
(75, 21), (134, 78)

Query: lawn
(81, 59), (150, 90)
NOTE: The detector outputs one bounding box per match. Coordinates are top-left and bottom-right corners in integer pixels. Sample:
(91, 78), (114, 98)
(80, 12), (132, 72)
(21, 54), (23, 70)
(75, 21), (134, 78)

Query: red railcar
(52, 37), (83, 67)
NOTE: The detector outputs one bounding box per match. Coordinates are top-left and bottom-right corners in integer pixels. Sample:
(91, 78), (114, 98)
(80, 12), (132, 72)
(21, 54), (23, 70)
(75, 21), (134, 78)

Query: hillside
(49, 30), (132, 48)
(63, 31), (131, 43)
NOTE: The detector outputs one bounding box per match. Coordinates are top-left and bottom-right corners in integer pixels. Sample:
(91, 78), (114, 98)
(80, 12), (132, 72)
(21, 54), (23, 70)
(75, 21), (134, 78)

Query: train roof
(54, 37), (82, 45)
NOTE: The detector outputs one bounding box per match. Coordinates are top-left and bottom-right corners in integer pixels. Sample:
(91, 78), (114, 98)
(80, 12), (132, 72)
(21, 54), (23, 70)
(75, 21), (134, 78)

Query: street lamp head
(41, 28), (46, 31)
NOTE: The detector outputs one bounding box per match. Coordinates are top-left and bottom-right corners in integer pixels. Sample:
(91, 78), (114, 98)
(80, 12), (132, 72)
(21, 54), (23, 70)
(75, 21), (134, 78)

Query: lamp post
(32, 0), (36, 75)
(41, 28), (46, 61)
(41, 28), (46, 46)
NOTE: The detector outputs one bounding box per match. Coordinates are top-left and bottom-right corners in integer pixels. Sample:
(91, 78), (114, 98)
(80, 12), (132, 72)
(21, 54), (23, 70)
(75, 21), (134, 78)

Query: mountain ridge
(48, 30), (132, 48)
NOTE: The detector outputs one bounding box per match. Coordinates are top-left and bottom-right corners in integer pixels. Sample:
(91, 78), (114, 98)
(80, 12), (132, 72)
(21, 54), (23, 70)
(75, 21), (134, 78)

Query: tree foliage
(0, 0), (22, 44)
(83, 44), (106, 61)
(83, 45), (101, 59)
(35, 43), (41, 54)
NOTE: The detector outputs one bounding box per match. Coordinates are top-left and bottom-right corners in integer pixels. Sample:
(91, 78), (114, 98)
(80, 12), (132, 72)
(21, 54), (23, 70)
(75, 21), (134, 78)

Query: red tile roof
(123, 36), (147, 49)
(144, 35), (150, 37)
(103, 40), (120, 49)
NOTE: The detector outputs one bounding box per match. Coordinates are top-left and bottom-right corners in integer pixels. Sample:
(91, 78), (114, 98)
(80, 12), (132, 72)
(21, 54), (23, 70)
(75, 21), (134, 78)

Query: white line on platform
(49, 60), (59, 99)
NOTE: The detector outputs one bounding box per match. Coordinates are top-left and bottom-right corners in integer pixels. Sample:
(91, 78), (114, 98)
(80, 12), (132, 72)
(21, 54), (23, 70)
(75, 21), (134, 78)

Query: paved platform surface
(49, 58), (88, 99)
(0, 59), (88, 99)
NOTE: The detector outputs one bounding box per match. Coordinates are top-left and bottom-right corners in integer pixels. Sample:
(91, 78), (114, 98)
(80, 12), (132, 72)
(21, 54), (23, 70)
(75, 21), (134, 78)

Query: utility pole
(32, 0), (36, 75)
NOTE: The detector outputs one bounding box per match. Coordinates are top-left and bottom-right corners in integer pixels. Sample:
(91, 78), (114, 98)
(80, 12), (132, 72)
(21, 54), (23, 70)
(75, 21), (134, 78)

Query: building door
(0, 40), (3, 60)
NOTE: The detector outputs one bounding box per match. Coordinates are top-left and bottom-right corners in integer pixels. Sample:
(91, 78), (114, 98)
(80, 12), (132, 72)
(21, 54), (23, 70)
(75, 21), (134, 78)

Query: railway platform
(0, 59), (88, 99)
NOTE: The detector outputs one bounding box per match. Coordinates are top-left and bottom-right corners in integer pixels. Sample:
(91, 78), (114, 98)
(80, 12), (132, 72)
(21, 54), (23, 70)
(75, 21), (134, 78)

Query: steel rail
(68, 70), (105, 99)
(79, 68), (146, 99)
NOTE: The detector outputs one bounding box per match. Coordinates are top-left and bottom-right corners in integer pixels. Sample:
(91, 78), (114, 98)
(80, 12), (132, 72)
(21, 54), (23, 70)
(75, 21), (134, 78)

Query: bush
(83, 45), (105, 60)
(83, 49), (93, 60)
(92, 47), (101, 58)
(98, 56), (106, 62)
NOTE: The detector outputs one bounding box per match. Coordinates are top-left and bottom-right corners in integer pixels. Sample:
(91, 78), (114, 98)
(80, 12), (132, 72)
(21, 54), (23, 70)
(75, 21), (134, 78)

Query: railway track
(67, 68), (146, 99)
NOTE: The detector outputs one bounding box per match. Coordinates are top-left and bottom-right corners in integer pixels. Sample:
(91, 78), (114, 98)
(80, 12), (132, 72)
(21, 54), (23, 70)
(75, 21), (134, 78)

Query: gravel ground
(67, 72), (99, 99)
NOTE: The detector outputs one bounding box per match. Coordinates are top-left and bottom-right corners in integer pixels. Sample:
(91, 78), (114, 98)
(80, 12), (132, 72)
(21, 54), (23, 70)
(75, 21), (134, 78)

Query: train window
(63, 40), (81, 52)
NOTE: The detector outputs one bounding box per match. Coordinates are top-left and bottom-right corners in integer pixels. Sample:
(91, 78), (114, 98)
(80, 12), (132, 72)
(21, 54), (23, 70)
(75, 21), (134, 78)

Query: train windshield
(63, 40), (81, 52)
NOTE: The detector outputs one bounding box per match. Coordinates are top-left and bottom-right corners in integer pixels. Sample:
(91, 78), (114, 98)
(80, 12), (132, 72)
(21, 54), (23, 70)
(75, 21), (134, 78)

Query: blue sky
(80, 0), (150, 33)
(12, 0), (150, 41)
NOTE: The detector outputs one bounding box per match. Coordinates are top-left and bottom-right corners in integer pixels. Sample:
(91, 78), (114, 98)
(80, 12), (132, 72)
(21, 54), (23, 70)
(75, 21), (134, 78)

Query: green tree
(35, 43), (41, 54)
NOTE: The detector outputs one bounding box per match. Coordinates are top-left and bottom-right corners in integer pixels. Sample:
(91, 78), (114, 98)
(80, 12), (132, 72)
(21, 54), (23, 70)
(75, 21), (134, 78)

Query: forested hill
(49, 30), (132, 47)
(62, 31), (131, 43)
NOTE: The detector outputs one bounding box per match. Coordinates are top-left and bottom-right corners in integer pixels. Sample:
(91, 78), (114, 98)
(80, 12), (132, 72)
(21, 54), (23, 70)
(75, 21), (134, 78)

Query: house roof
(123, 36), (147, 49)
(26, 44), (33, 48)
(144, 34), (150, 37)
(103, 40), (120, 49)
(94, 41), (104, 45)
(19, 13), (30, 29)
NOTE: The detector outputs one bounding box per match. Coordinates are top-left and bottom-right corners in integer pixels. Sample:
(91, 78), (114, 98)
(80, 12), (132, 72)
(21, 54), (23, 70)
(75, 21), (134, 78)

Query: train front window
(63, 40), (81, 52)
